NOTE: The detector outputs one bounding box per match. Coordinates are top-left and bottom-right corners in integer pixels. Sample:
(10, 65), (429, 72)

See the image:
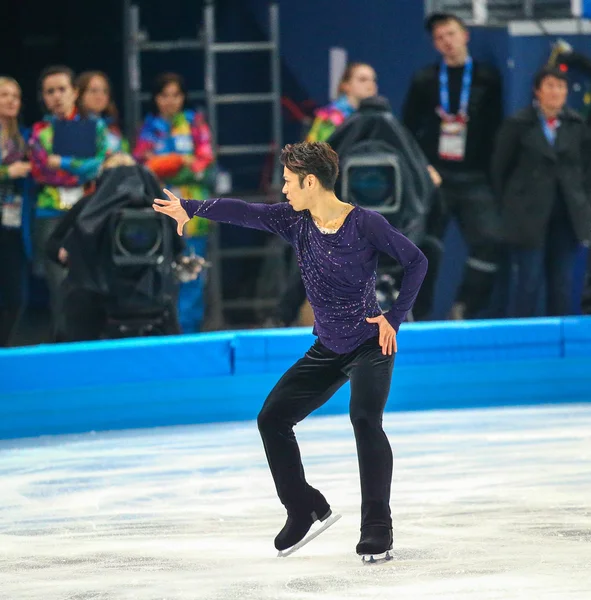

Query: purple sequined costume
(181, 197), (427, 353)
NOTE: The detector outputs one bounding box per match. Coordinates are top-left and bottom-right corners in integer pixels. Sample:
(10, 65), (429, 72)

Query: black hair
(38, 65), (76, 93)
(425, 13), (468, 34)
(533, 66), (568, 90)
(151, 72), (187, 114)
(280, 142), (339, 191)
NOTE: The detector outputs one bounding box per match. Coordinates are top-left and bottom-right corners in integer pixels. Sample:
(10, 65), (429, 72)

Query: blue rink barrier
(0, 317), (590, 440)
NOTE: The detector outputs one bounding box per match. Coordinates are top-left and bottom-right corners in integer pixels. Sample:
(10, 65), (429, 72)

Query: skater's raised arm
(362, 210), (428, 332)
(153, 189), (298, 240)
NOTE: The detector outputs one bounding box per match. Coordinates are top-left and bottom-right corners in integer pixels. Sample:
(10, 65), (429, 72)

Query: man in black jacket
(403, 13), (503, 320)
(491, 67), (591, 317)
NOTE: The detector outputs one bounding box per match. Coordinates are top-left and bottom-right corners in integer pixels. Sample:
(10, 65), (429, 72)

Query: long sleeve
(362, 209), (428, 331)
(490, 118), (521, 200)
(402, 74), (426, 137)
(306, 115), (338, 143)
(189, 111), (214, 174)
(59, 119), (108, 183)
(30, 121), (63, 185)
(133, 118), (157, 164)
(482, 69), (504, 175)
(180, 197), (298, 242)
(581, 123), (591, 203)
(29, 120), (95, 187)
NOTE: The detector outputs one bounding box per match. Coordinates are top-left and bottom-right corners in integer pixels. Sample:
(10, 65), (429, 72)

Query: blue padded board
(562, 316), (591, 358)
(1, 317), (590, 440)
(233, 318), (564, 374)
(1, 333), (232, 395)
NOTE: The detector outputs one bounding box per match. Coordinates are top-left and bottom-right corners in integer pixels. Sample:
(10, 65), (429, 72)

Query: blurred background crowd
(2, 0), (591, 347)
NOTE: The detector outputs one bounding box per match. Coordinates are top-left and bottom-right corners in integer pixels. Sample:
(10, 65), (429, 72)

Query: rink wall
(1, 317), (590, 440)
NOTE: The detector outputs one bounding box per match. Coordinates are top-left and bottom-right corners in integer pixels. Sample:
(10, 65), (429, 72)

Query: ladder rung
(211, 41), (275, 53)
(139, 90), (206, 102)
(139, 40), (204, 52)
(217, 144), (274, 156)
(214, 93), (276, 105)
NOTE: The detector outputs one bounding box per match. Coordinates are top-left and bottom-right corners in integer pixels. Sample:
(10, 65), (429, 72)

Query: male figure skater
(154, 142), (427, 561)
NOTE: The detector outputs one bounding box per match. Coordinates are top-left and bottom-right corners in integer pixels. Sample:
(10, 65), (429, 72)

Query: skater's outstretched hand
(153, 188), (189, 236)
(366, 315), (397, 356)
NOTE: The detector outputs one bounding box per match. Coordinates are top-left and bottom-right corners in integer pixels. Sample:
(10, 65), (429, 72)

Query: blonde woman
(0, 76), (32, 345)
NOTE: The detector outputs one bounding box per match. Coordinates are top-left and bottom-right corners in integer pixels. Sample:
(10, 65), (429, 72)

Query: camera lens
(349, 166), (394, 207)
(115, 216), (162, 256)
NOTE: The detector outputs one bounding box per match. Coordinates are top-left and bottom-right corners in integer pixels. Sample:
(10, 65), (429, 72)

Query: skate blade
(360, 550), (394, 565)
(277, 513), (342, 557)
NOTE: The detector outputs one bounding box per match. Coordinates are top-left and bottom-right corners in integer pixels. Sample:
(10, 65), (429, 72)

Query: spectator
(29, 65), (108, 339)
(306, 63), (377, 142)
(76, 70), (129, 154)
(403, 13), (503, 320)
(491, 67), (591, 317)
(133, 72), (214, 334)
(0, 76), (32, 346)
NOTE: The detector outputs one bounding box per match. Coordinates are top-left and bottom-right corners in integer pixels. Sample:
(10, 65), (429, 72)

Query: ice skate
(356, 525), (393, 564)
(276, 507), (342, 557)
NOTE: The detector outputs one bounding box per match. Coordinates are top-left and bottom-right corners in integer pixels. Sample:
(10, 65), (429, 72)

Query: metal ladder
(123, 1), (285, 330)
(124, 2), (281, 164)
(204, 1), (282, 187)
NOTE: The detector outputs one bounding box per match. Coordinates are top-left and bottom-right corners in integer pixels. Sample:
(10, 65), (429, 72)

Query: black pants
(257, 337), (395, 528)
(0, 227), (27, 346)
(414, 170), (501, 319)
(512, 198), (580, 317)
(33, 217), (67, 339)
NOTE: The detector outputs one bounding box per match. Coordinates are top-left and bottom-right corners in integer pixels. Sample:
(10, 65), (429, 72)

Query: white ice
(1, 404), (591, 600)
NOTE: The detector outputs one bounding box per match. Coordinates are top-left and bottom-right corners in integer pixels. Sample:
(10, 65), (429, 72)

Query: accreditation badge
(438, 111), (468, 162)
(1, 195), (23, 228)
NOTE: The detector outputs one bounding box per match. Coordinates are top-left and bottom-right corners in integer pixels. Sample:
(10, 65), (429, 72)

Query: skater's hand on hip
(153, 188), (189, 236)
(366, 315), (397, 355)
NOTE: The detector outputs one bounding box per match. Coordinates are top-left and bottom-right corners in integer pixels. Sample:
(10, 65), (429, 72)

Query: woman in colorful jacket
(76, 70), (129, 155)
(29, 65), (108, 339)
(0, 76), (33, 346)
(133, 72), (214, 334)
(306, 62), (378, 142)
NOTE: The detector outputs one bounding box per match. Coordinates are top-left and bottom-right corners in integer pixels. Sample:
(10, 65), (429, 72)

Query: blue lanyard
(439, 56), (473, 116)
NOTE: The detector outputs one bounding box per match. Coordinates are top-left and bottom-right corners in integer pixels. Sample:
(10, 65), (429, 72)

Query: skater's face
(155, 82), (185, 119)
(282, 167), (315, 211)
(42, 73), (78, 118)
(535, 75), (568, 114)
(432, 20), (469, 62)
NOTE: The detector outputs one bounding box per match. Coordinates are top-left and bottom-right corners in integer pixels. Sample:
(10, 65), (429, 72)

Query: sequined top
(181, 197), (428, 353)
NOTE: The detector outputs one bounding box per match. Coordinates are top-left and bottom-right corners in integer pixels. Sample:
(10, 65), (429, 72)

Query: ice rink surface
(1, 404), (590, 600)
